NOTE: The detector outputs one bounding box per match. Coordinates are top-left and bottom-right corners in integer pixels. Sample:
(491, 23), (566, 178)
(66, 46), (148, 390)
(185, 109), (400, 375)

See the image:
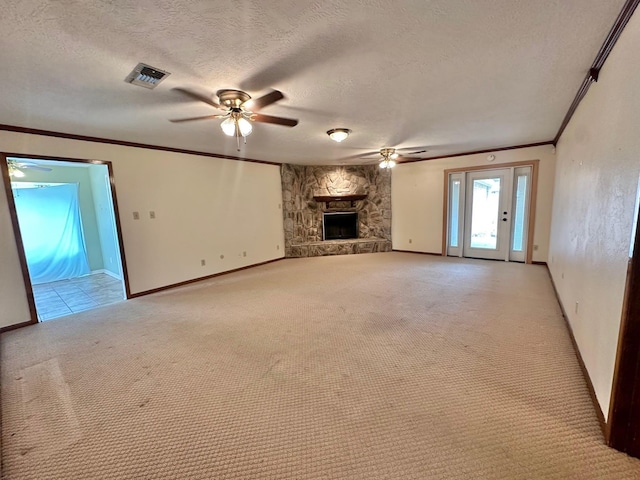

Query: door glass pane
(512, 175), (527, 251)
(470, 178), (500, 249)
(450, 180), (460, 247)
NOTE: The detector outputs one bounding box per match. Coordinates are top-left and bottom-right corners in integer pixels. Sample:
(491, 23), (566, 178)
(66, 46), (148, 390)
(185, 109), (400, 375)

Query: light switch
(149, 211), (156, 219)
(133, 211), (140, 220)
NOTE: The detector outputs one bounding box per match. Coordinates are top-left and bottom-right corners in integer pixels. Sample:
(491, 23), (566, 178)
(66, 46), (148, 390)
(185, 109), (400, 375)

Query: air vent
(125, 63), (170, 89)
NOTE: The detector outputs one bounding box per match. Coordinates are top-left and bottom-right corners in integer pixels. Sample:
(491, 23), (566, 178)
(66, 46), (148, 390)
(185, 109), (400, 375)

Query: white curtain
(13, 183), (90, 285)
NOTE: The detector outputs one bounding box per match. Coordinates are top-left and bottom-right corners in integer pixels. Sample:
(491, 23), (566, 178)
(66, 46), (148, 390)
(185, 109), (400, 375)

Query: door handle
(502, 218), (507, 222)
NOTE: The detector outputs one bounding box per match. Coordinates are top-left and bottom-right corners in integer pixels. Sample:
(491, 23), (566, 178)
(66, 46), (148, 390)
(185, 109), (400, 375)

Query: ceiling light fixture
(327, 128), (351, 142)
(379, 148), (398, 169)
(220, 111), (253, 138)
(379, 159), (396, 169)
(7, 159), (25, 177)
(216, 90), (254, 142)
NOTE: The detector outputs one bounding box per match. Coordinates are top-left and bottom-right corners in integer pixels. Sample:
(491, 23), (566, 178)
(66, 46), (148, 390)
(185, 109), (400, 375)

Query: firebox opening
(323, 212), (358, 240)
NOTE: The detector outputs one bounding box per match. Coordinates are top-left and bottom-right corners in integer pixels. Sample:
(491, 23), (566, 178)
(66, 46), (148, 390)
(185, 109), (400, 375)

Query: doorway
(444, 161), (538, 263)
(2, 154), (130, 322)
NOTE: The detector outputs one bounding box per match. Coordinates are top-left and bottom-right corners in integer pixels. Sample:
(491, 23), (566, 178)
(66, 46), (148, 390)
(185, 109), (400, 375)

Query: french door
(447, 166), (532, 262)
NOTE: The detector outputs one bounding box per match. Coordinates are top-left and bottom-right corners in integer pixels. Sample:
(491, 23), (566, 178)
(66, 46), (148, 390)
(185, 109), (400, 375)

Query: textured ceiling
(0, 0), (626, 164)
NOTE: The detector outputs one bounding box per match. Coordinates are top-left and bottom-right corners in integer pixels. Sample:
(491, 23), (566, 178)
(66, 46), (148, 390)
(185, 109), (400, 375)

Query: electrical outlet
(149, 211), (156, 219)
(409, 239), (412, 244)
(220, 254), (224, 260)
(533, 245), (539, 251)
(277, 245), (280, 250)
(243, 251), (247, 257)
(133, 211), (140, 220)
(201, 259), (206, 266)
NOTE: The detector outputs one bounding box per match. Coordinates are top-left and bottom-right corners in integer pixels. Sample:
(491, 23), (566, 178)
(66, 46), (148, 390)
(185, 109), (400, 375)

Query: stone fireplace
(281, 164), (392, 258)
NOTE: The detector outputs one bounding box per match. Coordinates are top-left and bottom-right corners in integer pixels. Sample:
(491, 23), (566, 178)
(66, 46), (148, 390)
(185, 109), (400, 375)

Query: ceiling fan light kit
(9, 167), (25, 177)
(327, 128), (351, 142)
(379, 159), (396, 169)
(378, 148), (398, 169)
(220, 112), (253, 137)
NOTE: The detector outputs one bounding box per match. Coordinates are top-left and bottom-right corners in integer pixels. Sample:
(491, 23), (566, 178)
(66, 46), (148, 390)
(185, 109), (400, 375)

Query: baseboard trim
(532, 261), (548, 266)
(129, 257), (285, 299)
(0, 319), (37, 334)
(545, 265), (607, 437)
(91, 269), (122, 280)
(392, 249), (443, 256)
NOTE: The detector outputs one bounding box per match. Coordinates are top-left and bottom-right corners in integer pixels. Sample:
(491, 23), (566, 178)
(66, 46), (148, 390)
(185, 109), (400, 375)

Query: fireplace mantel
(313, 194), (367, 207)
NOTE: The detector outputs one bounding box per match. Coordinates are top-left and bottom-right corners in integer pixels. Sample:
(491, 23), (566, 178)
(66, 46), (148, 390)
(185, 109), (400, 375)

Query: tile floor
(32, 273), (125, 321)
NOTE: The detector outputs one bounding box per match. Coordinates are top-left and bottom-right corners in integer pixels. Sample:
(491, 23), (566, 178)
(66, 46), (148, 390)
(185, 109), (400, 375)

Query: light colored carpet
(2, 252), (639, 479)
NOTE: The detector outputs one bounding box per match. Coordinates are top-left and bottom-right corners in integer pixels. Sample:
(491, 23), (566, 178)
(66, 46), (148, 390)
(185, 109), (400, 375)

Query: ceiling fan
(359, 147), (430, 169)
(7, 159), (52, 178)
(170, 88), (298, 146)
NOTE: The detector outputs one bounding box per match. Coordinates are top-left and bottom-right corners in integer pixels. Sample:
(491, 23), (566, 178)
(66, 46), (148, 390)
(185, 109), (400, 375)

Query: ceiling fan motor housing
(380, 148), (396, 157)
(216, 89), (251, 108)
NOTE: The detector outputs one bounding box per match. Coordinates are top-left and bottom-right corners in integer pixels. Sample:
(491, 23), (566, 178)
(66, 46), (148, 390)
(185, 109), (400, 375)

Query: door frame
(441, 159), (540, 264)
(0, 152), (131, 331)
(607, 197), (640, 456)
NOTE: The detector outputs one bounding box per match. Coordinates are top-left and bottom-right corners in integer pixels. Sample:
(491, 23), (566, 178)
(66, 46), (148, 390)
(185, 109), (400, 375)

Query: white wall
(89, 164), (122, 278)
(0, 131), (285, 328)
(392, 144), (556, 262)
(0, 177), (31, 329)
(548, 10), (640, 420)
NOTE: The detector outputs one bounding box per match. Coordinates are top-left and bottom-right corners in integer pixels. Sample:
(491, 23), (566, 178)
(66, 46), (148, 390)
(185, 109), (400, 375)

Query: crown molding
(0, 124), (281, 166)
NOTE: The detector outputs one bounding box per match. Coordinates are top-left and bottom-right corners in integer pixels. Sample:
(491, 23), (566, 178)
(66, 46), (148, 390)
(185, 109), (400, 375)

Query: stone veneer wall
(281, 164), (391, 258)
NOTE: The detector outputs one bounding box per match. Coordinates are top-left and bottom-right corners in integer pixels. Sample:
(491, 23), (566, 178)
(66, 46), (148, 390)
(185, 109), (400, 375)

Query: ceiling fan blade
(169, 114), (226, 123)
(248, 90), (284, 111)
(396, 146), (430, 154)
(26, 165), (53, 172)
(15, 162), (53, 171)
(173, 88), (225, 110)
(251, 113), (298, 127)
